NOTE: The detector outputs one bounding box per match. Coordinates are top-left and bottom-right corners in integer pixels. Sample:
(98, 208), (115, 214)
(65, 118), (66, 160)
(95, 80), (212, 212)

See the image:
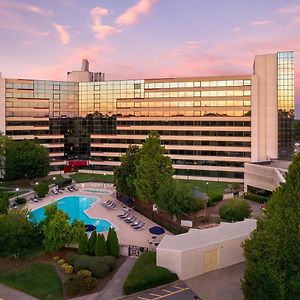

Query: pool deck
(26, 187), (172, 249)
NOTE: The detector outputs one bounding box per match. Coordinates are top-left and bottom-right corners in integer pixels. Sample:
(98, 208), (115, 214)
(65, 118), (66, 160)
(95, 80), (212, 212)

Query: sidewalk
(0, 283), (38, 300)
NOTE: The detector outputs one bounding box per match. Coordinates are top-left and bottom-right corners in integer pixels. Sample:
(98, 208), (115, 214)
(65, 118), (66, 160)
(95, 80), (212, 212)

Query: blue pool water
(31, 196), (113, 232)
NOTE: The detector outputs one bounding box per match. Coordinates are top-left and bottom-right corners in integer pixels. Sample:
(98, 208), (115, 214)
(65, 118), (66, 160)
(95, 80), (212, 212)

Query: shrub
(78, 234), (88, 255)
(95, 234), (108, 256)
(66, 253), (79, 265)
(55, 177), (72, 188)
(244, 192), (268, 204)
(102, 256), (117, 272)
(15, 197), (26, 205)
(58, 259), (65, 265)
(34, 182), (49, 198)
(87, 256), (110, 278)
(106, 228), (120, 258)
(77, 269), (92, 277)
(88, 230), (97, 256)
(64, 265), (74, 274)
(65, 270), (96, 296)
(0, 192), (9, 214)
(219, 198), (252, 222)
(124, 251), (178, 295)
(53, 256), (60, 261)
(207, 192), (223, 207)
(74, 255), (90, 272)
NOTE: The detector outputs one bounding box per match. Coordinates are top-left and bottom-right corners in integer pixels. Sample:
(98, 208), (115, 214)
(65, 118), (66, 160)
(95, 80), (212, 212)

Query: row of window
(175, 169), (244, 179)
(144, 90), (251, 98)
(118, 110), (251, 117)
(117, 100), (251, 109)
(6, 101), (49, 108)
(145, 79), (251, 89)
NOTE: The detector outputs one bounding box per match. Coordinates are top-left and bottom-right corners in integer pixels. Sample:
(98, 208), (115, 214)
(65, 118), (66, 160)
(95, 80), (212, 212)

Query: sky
(0, 0), (299, 116)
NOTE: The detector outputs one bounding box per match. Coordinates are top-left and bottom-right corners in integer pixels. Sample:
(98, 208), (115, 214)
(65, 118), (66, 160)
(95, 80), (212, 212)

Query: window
(53, 85), (60, 90)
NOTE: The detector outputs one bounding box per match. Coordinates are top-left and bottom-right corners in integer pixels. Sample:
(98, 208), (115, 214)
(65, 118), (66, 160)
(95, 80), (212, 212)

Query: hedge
(15, 197), (26, 205)
(34, 182), (49, 198)
(219, 198), (252, 222)
(244, 192), (268, 204)
(124, 251), (178, 295)
(55, 177), (72, 188)
(207, 192), (223, 207)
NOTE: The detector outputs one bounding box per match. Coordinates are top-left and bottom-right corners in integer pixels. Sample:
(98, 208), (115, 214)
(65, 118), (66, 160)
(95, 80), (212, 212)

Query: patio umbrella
(85, 224), (96, 232)
(149, 226), (165, 235)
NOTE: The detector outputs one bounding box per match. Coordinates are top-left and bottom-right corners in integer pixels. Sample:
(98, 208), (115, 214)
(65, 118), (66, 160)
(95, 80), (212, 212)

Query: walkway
(72, 257), (136, 300)
(0, 283), (38, 300)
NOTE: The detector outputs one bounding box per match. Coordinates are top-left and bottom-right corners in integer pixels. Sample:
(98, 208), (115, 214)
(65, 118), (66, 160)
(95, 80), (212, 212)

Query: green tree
(293, 119), (300, 141)
(42, 210), (70, 252)
(0, 209), (42, 257)
(0, 192), (9, 214)
(134, 131), (174, 203)
(156, 179), (204, 216)
(78, 234), (88, 255)
(242, 153), (300, 299)
(106, 228), (120, 258)
(95, 234), (108, 256)
(114, 145), (140, 197)
(0, 135), (10, 179)
(88, 230), (97, 256)
(219, 199), (251, 222)
(4, 138), (50, 181)
(34, 182), (49, 198)
(69, 219), (86, 245)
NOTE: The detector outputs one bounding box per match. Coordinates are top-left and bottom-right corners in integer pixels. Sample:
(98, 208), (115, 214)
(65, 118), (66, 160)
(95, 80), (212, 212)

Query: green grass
(179, 179), (231, 196)
(124, 251), (178, 295)
(70, 173), (114, 183)
(0, 263), (63, 300)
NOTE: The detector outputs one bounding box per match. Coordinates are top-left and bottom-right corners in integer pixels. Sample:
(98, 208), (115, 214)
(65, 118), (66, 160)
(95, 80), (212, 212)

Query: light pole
(206, 182), (209, 195)
(16, 187), (19, 198)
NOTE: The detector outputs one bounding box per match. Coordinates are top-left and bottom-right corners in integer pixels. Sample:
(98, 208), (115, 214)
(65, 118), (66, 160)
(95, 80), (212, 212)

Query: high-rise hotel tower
(0, 51), (294, 182)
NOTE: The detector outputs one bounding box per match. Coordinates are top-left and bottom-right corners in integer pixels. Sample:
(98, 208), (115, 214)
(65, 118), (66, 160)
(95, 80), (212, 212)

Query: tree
(242, 153), (300, 299)
(42, 210), (71, 252)
(95, 234), (108, 256)
(0, 135), (10, 179)
(156, 179), (204, 216)
(88, 230), (97, 256)
(114, 145), (140, 197)
(78, 234), (88, 255)
(69, 219), (86, 245)
(293, 119), (300, 141)
(0, 192), (9, 214)
(4, 138), (50, 181)
(219, 199), (251, 222)
(106, 228), (120, 258)
(34, 182), (49, 198)
(0, 209), (42, 257)
(134, 131), (174, 203)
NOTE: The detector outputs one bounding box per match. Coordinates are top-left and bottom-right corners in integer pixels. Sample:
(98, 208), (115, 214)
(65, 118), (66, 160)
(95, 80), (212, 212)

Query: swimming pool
(30, 196), (113, 232)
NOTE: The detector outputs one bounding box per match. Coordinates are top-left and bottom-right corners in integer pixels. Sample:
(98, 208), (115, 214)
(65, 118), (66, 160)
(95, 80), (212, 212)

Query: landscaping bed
(70, 173), (114, 183)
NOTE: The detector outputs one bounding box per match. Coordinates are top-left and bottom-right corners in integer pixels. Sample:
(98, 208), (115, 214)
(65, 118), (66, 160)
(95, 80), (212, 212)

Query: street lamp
(16, 187), (19, 198)
(206, 182), (209, 194)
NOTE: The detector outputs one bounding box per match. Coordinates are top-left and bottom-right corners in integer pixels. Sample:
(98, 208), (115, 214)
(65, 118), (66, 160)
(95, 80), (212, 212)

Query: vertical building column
(0, 77), (5, 135)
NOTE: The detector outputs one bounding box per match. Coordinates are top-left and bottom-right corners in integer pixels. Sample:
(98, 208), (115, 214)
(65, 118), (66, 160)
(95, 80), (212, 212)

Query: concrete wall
(0, 77), (5, 134)
(244, 163), (285, 192)
(251, 54), (278, 162)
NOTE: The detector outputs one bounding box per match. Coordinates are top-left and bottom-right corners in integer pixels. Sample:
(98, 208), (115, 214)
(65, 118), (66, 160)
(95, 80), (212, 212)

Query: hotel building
(0, 52), (294, 184)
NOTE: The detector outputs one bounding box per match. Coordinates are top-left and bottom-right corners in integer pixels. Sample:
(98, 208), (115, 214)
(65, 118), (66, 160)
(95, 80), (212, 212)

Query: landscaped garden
(70, 173), (114, 183)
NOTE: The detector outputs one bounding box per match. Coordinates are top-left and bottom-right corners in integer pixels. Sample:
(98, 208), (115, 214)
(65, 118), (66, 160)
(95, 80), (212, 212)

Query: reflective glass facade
(277, 51), (294, 160)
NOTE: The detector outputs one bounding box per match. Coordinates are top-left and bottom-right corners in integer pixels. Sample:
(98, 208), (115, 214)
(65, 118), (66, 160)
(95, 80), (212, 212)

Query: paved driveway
(185, 263), (245, 300)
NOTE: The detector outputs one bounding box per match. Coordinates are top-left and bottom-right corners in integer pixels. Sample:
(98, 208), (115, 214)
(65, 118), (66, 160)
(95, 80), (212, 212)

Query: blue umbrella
(149, 226), (165, 235)
(85, 224), (96, 232)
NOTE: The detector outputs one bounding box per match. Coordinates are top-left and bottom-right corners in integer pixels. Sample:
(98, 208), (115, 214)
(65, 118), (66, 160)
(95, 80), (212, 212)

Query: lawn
(0, 263), (63, 300)
(70, 173), (114, 183)
(124, 251), (178, 295)
(179, 179), (232, 196)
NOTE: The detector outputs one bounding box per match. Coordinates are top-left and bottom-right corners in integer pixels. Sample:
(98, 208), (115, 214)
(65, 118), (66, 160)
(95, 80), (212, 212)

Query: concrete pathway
(0, 283), (38, 300)
(96, 257), (136, 300)
(185, 263), (245, 300)
(72, 257), (137, 300)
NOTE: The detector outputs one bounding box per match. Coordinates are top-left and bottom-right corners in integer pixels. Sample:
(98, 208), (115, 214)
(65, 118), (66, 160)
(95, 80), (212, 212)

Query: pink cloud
(53, 23), (70, 45)
(116, 0), (158, 26)
(278, 5), (300, 14)
(90, 6), (121, 39)
(230, 27), (241, 34)
(0, 23), (49, 36)
(251, 20), (271, 26)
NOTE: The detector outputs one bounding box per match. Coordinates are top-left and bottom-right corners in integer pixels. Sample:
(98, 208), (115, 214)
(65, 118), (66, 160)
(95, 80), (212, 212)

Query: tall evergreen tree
(134, 131), (174, 203)
(95, 234), (108, 256)
(0, 193), (9, 215)
(242, 153), (300, 299)
(106, 228), (120, 258)
(78, 234), (88, 255)
(114, 145), (140, 197)
(88, 230), (97, 256)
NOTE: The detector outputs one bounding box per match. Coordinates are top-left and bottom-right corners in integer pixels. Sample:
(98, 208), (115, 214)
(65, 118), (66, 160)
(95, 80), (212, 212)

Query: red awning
(67, 160), (88, 167)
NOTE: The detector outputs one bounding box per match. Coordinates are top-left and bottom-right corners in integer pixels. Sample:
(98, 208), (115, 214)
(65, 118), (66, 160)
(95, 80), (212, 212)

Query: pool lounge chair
(51, 189), (59, 195)
(119, 212), (130, 219)
(131, 220), (141, 227)
(125, 216), (137, 224)
(107, 203), (116, 210)
(118, 211), (129, 218)
(67, 186), (74, 192)
(133, 222), (145, 230)
(124, 215), (134, 222)
(101, 200), (112, 207)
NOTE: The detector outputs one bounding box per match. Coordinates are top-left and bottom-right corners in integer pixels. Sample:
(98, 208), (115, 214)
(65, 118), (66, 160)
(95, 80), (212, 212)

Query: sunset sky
(0, 0), (299, 116)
